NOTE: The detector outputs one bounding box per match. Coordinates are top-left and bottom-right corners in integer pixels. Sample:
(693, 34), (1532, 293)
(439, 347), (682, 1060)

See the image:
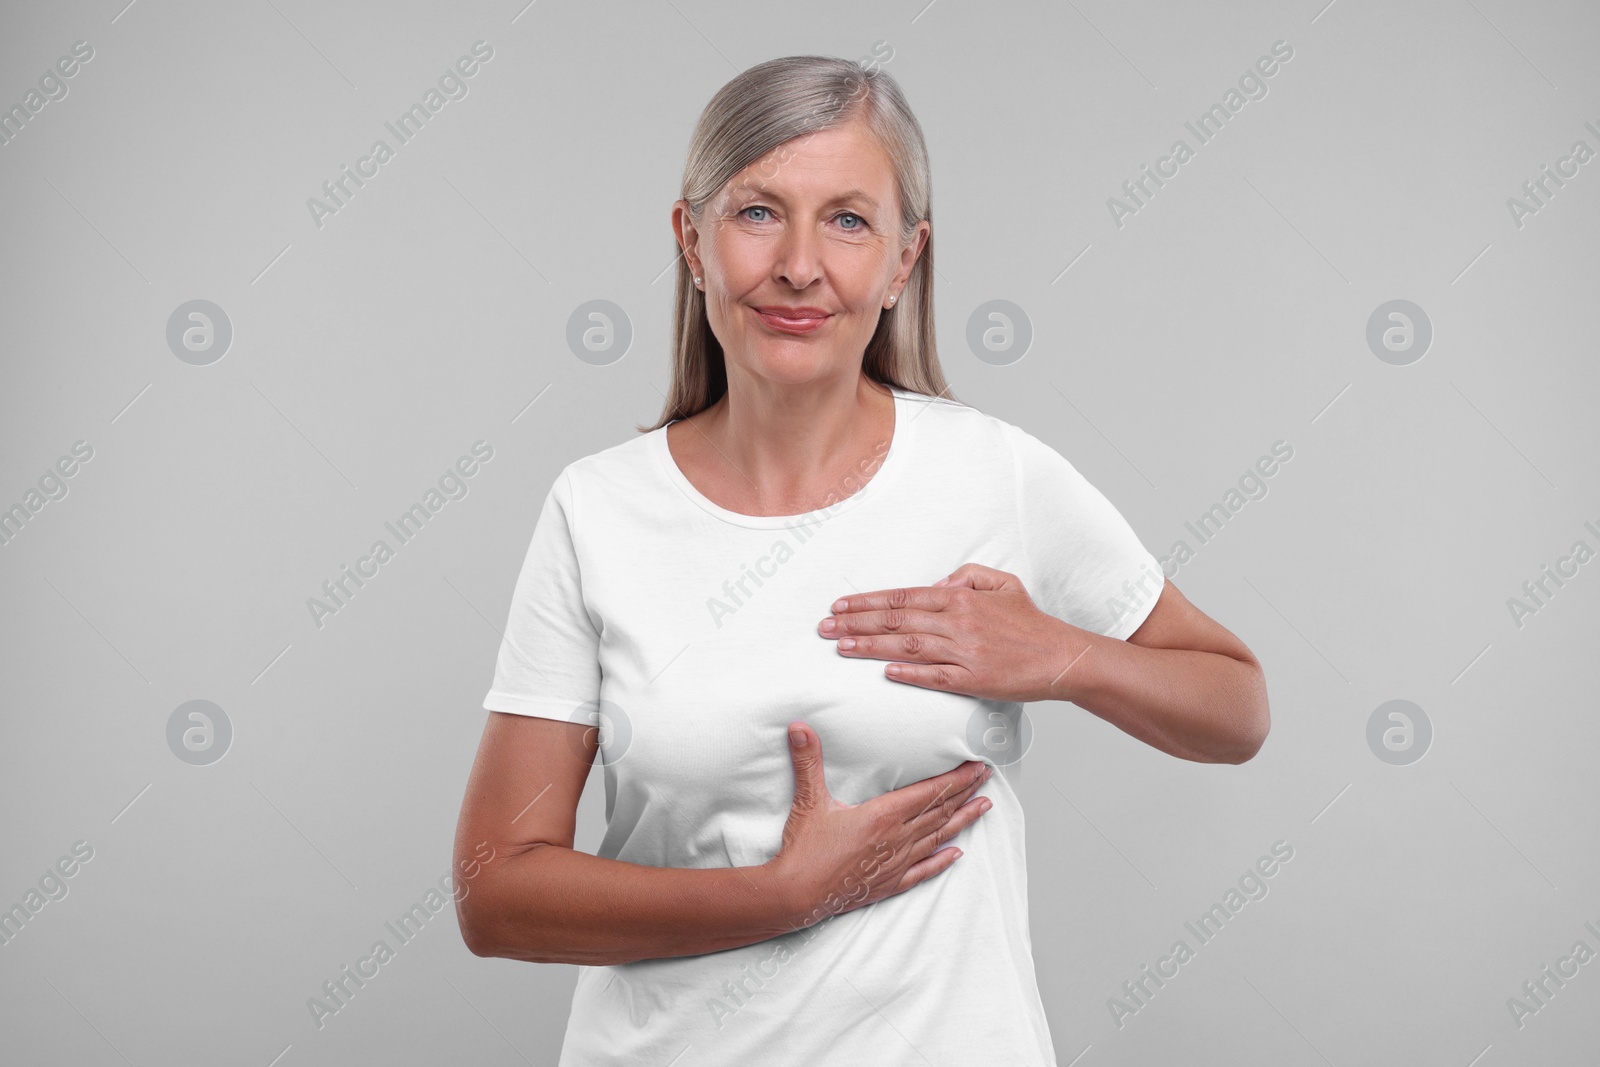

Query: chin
(743, 354), (855, 387)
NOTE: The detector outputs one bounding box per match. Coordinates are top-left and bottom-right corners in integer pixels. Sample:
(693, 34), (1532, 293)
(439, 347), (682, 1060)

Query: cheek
(718, 251), (780, 303)
(836, 251), (897, 305)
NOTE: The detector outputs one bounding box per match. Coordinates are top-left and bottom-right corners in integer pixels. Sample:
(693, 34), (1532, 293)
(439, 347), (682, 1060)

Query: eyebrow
(733, 186), (881, 213)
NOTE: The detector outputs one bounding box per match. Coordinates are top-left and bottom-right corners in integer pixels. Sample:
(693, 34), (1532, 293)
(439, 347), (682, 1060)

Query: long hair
(638, 53), (954, 433)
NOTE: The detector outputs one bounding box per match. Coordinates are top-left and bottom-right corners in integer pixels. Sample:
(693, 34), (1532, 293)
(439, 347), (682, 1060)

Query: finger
(821, 606), (952, 640)
(900, 761), (989, 824)
(895, 845), (963, 893)
(902, 781), (969, 836)
(882, 661), (971, 693)
(908, 764), (992, 825)
(910, 793), (990, 862)
(826, 585), (955, 617)
(905, 788), (985, 848)
(834, 631), (959, 666)
(785, 722), (828, 810)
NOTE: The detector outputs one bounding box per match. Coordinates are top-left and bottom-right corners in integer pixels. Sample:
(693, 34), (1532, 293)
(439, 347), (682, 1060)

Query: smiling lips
(754, 306), (831, 334)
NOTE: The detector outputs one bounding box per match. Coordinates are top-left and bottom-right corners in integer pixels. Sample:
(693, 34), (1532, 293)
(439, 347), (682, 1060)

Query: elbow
(462, 930), (496, 959)
(450, 851), (498, 957)
(456, 896), (500, 958)
(454, 848), (564, 963)
(462, 926), (498, 959)
(1228, 697), (1267, 764)
(1221, 662), (1271, 764)
(455, 865), (523, 960)
(1223, 715), (1269, 764)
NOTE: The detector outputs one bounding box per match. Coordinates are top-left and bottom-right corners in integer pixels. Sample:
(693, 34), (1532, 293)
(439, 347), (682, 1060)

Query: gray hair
(640, 53), (954, 432)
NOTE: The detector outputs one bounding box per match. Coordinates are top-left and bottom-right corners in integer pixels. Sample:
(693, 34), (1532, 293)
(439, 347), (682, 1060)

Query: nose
(773, 221), (822, 290)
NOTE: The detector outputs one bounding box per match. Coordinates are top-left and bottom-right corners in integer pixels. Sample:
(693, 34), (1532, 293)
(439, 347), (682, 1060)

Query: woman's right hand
(764, 721), (993, 930)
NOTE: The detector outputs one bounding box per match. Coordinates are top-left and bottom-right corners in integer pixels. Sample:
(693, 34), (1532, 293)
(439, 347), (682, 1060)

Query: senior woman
(454, 54), (1269, 1065)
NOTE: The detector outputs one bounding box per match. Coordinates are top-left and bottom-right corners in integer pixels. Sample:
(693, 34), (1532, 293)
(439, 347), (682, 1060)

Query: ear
(893, 219), (931, 285)
(671, 200), (702, 274)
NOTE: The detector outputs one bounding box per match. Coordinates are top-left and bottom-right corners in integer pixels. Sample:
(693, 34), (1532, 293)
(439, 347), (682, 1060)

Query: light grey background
(2, 0), (1597, 1064)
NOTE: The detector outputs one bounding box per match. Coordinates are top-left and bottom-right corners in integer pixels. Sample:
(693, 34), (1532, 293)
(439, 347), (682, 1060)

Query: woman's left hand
(817, 563), (1092, 704)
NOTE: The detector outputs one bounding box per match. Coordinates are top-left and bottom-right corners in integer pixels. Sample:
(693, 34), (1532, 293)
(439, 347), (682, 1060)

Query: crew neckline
(651, 385), (913, 529)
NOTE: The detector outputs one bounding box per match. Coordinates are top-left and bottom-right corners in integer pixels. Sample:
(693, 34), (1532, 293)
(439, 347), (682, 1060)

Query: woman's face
(676, 118), (929, 389)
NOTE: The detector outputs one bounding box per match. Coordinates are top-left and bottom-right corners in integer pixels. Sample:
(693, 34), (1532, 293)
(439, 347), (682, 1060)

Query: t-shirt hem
(482, 691), (592, 722)
(1102, 554), (1164, 640)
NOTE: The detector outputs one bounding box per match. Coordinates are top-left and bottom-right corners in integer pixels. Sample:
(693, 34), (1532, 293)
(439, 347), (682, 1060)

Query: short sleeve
(1008, 423), (1164, 640)
(482, 467), (603, 719)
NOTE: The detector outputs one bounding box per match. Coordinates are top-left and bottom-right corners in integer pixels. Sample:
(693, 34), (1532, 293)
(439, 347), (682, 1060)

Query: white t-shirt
(482, 385), (1163, 1066)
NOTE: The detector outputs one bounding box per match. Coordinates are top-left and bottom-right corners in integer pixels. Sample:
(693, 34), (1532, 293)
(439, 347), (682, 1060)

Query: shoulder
(565, 429), (655, 478)
(539, 430), (659, 513)
(897, 389), (1060, 477)
(895, 388), (1021, 455)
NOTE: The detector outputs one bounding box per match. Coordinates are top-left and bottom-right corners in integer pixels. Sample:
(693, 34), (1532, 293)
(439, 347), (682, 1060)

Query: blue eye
(737, 206), (868, 230)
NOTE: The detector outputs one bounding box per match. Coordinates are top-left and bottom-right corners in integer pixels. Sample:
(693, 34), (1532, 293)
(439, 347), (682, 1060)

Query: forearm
(460, 844), (811, 966)
(1051, 627), (1269, 764)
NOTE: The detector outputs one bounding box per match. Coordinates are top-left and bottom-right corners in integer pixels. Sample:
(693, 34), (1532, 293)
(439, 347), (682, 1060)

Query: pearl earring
(887, 294), (896, 305)
(694, 276), (702, 285)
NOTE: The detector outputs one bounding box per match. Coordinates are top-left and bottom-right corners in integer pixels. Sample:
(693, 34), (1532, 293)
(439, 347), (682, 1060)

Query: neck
(704, 371), (894, 511)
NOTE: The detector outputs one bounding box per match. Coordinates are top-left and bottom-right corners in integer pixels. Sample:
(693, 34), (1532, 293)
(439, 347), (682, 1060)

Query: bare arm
(454, 711), (994, 965)
(1052, 579), (1270, 765)
(453, 711), (804, 966)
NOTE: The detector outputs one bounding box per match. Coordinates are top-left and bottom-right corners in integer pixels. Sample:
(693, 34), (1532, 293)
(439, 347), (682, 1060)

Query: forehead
(731, 119), (896, 200)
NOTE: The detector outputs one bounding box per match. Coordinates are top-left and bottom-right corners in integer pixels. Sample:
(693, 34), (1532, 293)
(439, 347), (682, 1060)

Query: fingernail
(837, 637), (855, 650)
(818, 618), (836, 634)
(980, 799), (993, 813)
(789, 726), (806, 747)
(832, 599), (849, 612)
